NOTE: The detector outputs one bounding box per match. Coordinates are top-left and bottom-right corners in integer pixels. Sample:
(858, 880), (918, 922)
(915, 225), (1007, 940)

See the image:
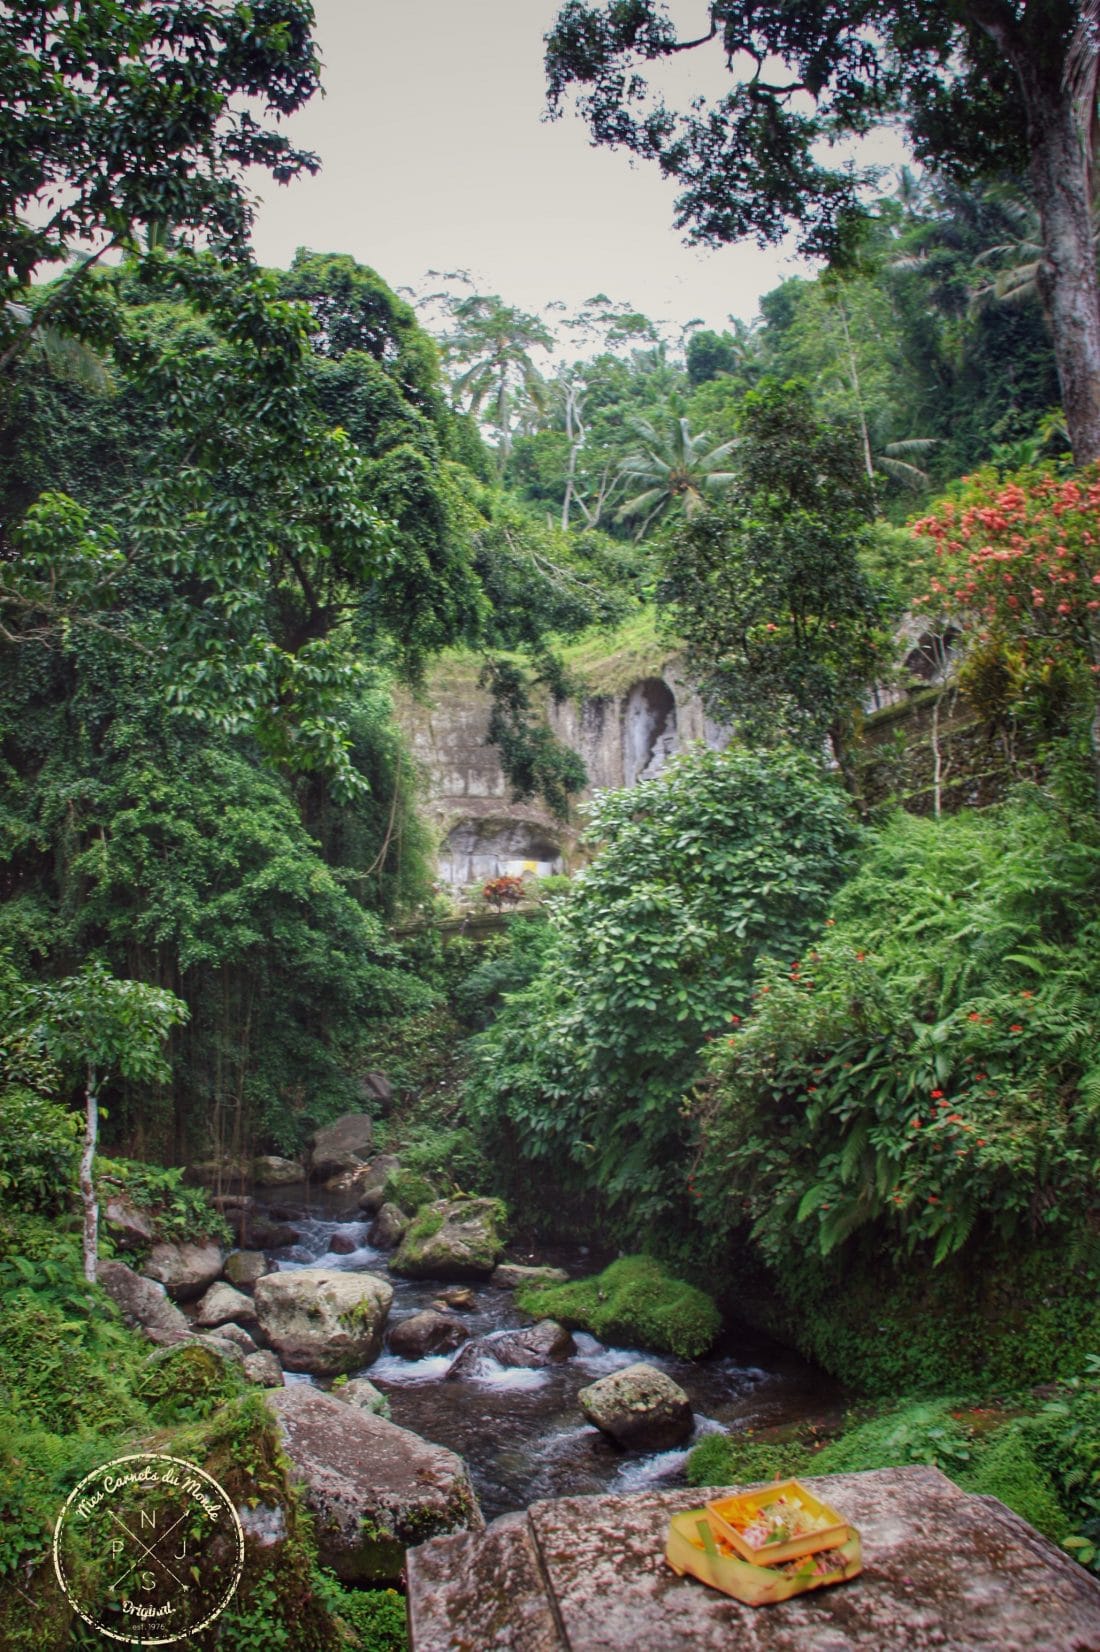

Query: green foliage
(517, 1255), (720, 1359)
(135, 1342), (247, 1425)
(0, 1086), (79, 1210)
(453, 919), (557, 1029)
(313, 1576), (409, 1652)
(467, 743), (858, 1229)
(1032, 1356), (1100, 1570)
(95, 1157), (229, 1246)
(695, 799), (1100, 1276)
(659, 381), (883, 755)
(963, 1427), (1071, 1544)
(398, 1125), (489, 1195)
(381, 1169), (437, 1214)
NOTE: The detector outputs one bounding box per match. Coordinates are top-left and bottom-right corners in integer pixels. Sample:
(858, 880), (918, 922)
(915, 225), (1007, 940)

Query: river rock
(328, 1230), (358, 1255)
(448, 1321), (574, 1379)
(357, 1154), (402, 1212)
(391, 1197), (505, 1281)
(142, 1240), (225, 1301)
(96, 1260), (191, 1338)
(265, 1384), (482, 1583)
(310, 1113), (374, 1178)
(389, 1311), (469, 1361)
(103, 1194), (158, 1247)
(577, 1363), (693, 1451)
(368, 1202), (409, 1249)
(224, 1249), (272, 1288)
(440, 1286), (476, 1310)
(193, 1280), (258, 1329)
(247, 1214), (299, 1249)
(360, 1070), (393, 1108)
(252, 1154), (306, 1186)
(491, 1263), (570, 1290)
(254, 1268), (393, 1375)
(243, 1349), (284, 1387)
(333, 1377), (390, 1417)
(213, 1322), (258, 1354)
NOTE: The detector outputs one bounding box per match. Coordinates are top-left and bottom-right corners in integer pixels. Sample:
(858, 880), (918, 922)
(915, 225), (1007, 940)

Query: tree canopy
(545, 0), (1100, 463)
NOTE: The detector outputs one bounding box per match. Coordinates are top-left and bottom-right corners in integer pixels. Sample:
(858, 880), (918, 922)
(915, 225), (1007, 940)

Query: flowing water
(261, 1194), (844, 1523)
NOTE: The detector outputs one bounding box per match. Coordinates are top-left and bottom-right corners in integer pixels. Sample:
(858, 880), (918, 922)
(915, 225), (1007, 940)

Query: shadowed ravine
(261, 1193), (844, 1522)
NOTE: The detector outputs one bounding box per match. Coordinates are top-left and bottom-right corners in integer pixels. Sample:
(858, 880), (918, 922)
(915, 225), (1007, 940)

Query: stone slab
(407, 1466), (1100, 1652)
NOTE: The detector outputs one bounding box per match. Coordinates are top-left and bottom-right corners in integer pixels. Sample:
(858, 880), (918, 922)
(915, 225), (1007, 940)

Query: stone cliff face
(395, 654), (728, 888)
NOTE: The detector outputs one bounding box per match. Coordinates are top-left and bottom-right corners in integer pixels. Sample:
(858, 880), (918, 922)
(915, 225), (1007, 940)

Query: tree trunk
(80, 1066), (99, 1284)
(1029, 97), (1100, 466)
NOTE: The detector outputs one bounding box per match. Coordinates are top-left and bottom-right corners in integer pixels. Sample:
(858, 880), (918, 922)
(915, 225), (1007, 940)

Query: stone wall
(394, 653), (728, 889)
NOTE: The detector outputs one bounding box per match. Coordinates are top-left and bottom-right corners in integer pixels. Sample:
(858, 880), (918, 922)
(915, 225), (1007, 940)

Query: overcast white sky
(248, 0), (890, 339)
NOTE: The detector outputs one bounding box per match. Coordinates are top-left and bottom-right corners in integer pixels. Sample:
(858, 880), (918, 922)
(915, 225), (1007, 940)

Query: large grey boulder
(142, 1240), (225, 1301)
(577, 1362), (692, 1451)
(193, 1280), (258, 1329)
(224, 1249), (272, 1288)
(391, 1198), (506, 1281)
(389, 1310), (469, 1361)
(253, 1267), (392, 1375)
(448, 1321), (574, 1380)
(266, 1384), (482, 1583)
(96, 1260), (190, 1338)
(310, 1113), (374, 1178)
(407, 1468), (1100, 1652)
(252, 1155), (306, 1187)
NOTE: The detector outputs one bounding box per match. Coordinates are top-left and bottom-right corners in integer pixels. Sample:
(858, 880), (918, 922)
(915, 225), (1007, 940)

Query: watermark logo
(52, 1452), (244, 1646)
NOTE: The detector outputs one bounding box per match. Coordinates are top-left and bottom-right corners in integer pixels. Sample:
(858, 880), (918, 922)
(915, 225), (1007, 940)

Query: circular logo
(53, 1452), (244, 1645)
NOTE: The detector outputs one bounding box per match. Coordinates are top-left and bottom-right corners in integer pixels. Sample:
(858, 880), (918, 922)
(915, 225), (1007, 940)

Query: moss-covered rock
(516, 1255), (720, 1359)
(382, 1168), (436, 1214)
(391, 1197), (506, 1281)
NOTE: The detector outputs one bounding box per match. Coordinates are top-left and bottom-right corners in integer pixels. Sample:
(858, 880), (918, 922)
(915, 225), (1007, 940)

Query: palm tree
(441, 293), (554, 469)
(615, 414), (738, 537)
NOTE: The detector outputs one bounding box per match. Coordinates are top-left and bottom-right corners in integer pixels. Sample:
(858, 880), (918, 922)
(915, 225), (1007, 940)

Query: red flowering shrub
(482, 874), (524, 911)
(910, 467), (1100, 769)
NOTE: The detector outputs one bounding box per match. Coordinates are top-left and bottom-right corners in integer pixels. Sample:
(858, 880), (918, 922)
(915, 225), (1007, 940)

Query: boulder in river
(193, 1280), (258, 1329)
(212, 1321), (259, 1354)
(439, 1286), (477, 1310)
(142, 1239), (224, 1301)
(491, 1263), (570, 1290)
(251, 1154), (306, 1186)
(247, 1214), (299, 1249)
(448, 1321), (574, 1379)
(254, 1267), (392, 1375)
(224, 1248), (272, 1288)
(266, 1383), (482, 1583)
(96, 1260), (191, 1339)
(577, 1362), (693, 1451)
(310, 1113), (374, 1178)
(391, 1197), (506, 1281)
(328, 1229), (362, 1255)
(389, 1310), (469, 1360)
(368, 1202), (409, 1249)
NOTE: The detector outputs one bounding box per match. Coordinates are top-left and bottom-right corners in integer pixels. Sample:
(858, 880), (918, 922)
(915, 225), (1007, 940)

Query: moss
(135, 1339), (247, 1424)
(960, 1427), (1072, 1545)
(517, 1255), (721, 1359)
(381, 1169), (436, 1214)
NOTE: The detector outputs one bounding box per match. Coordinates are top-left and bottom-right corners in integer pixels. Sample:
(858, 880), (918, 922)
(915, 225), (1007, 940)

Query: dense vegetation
(2, 1), (1100, 1643)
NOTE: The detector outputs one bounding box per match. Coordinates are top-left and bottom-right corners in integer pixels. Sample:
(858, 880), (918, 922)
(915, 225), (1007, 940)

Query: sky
(247, 0), (900, 341)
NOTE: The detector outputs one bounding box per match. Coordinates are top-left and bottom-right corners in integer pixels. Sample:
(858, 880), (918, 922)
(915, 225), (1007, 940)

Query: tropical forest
(2, 2), (1100, 1648)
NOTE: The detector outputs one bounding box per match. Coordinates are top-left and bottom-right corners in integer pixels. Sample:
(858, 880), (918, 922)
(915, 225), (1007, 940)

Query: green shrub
(468, 745), (858, 1233)
(0, 1087), (80, 1212)
(399, 1125), (489, 1194)
(317, 1578), (408, 1651)
(696, 799), (1100, 1276)
(382, 1168), (437, 1213)
(517, 1255), (721, 1359)
(962, 1427), (1070, 1544)
(96, 1155), (231, 1246)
